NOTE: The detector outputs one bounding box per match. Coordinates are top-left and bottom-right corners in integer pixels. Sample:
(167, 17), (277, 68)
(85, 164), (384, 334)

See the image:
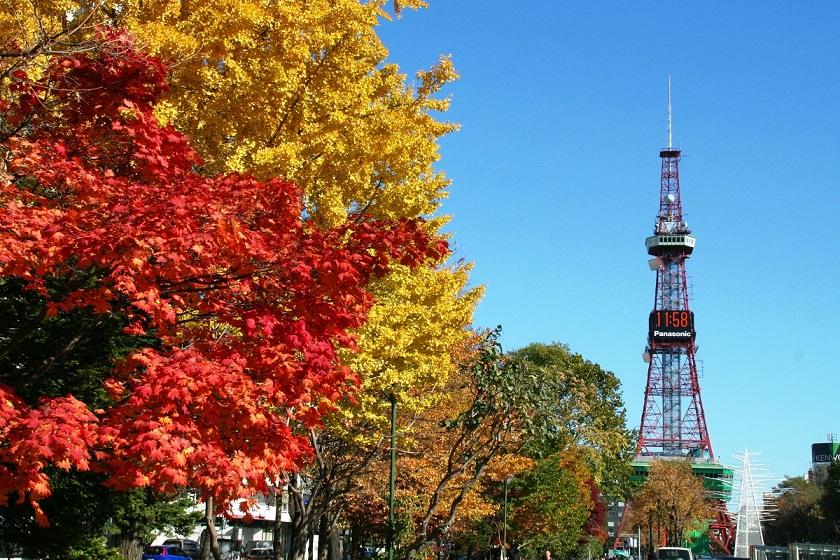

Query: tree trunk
(290, 528), (308, 560)
(656, 514), (661, 549)
(200, 496), (223, 560)
(288, 473), (321, 560)
(274, 487), (286, 560)
(647, 512), (653, 560)
(289, 513), (308, 560)
(120, 536), (144, 560)
(350, 523), (361, 560)
(328, 523), (340, 560)
(318, 514), (329, 560)
(308, 525), (316, 560)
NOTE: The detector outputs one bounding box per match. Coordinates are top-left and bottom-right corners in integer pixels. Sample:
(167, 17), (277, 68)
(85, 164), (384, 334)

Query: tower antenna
(668, 75), (673, 148)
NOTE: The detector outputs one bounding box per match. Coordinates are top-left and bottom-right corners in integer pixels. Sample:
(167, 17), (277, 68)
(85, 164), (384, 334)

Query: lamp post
(503, 476), (513, 560)
(387, 393), (397, 560)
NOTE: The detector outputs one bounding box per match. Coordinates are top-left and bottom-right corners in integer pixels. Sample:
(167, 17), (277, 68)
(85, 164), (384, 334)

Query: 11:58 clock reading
(651, 310), (692, 328)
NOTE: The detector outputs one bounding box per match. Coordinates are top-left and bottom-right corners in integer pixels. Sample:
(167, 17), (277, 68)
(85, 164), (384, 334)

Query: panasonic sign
(652, 330), (693, 338)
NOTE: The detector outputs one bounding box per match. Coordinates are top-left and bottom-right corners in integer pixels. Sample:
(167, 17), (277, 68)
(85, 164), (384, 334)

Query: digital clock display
(648, 310), (695, 342)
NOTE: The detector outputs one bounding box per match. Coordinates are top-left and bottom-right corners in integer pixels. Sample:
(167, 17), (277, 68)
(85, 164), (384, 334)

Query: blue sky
(378, 3), (840, 484)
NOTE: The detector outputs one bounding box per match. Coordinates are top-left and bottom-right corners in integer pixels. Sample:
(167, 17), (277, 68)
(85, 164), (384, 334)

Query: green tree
(371, 339), (633, 559)
(508, 343), (634, 490)
(510, 450), (593, 559)
(0, 276), (165, 559)
(821, 460), (840, 538)
(764, 476), (834, 545)
(110, 490), (200, 560)
(0, 470), (119, 559)
(0, 468), (197, 560)
(500, 343), (632, 558)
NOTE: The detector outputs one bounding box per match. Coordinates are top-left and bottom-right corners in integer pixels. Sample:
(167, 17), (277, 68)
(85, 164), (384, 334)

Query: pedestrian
(544, 550), (552, 560)
(508, 542), (519, 560)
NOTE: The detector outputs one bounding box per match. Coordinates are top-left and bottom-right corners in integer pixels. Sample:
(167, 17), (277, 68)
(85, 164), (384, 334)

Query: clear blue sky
(378, 3), (840, 484)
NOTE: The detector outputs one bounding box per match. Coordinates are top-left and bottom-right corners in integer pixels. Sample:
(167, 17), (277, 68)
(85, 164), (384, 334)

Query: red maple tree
(0, 31), (446, 524)
(583, 479), (608, 543)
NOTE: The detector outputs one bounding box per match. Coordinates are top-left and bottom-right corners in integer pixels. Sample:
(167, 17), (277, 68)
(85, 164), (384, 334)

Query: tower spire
(668, 75), (673, 149)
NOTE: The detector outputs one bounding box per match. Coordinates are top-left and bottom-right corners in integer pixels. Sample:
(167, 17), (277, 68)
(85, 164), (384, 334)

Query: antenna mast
(668, 75), (673, 149)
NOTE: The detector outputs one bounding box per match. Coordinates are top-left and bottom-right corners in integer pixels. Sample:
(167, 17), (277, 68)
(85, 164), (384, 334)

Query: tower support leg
(708, 503), (735, 556)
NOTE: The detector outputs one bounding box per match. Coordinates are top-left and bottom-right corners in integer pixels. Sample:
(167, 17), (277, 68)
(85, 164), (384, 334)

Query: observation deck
(646, 233), (695, 256)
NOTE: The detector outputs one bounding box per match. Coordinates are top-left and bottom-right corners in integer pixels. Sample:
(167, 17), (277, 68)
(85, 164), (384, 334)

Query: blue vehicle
(142, 545), (192, 560)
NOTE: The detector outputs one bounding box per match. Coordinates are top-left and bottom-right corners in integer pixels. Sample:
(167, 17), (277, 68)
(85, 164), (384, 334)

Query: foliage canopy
(0, 33), (443, 524)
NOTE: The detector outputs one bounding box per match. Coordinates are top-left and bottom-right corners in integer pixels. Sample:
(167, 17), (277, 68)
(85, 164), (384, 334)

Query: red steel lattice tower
(616, 84), (734, 555)
(637, 142), (713, 459)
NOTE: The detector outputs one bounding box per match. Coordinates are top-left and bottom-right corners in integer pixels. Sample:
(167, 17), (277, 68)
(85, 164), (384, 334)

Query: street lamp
(387, 392), (397, 560)
(503, 476), (513, 560)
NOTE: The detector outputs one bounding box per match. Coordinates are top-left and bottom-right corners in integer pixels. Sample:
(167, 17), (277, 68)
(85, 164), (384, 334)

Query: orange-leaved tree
(336, 331), (534, 559)
(339, 331), (565, 559)
(629, 459), (714, 548)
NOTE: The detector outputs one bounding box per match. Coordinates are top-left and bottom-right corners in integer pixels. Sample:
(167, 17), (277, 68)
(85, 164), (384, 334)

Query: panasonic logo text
(653, 331), (692, 338)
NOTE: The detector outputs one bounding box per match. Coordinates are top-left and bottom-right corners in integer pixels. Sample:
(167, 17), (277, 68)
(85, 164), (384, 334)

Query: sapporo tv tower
(630, 80), (735, 553)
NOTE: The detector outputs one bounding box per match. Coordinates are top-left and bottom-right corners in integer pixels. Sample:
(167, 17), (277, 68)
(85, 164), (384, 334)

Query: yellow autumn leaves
(125, 0), (458, 226)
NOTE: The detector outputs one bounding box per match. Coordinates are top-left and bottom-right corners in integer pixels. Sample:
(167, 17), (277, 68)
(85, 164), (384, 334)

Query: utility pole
(637, 525), (641, 560)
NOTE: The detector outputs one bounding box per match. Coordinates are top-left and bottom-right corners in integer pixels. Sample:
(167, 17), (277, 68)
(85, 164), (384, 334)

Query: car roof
(144, 545), (188, 554)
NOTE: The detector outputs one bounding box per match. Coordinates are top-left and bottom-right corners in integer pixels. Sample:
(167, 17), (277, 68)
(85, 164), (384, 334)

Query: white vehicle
(658, 548), (693, 560)
(245, 549), (274, 560)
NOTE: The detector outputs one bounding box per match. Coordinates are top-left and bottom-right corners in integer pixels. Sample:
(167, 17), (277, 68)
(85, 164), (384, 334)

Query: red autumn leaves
(0, 31), (446, 523)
